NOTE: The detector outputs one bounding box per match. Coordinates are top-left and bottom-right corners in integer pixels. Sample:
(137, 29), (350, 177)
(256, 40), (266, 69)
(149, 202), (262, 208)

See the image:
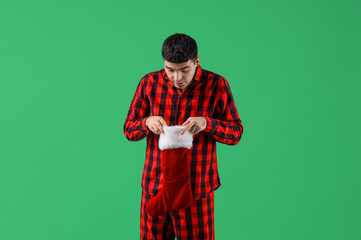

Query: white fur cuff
(158, 125), (193, 150)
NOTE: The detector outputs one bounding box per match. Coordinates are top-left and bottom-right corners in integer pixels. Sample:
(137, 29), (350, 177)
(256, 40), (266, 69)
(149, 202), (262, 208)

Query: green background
(1, 0), (360, 239)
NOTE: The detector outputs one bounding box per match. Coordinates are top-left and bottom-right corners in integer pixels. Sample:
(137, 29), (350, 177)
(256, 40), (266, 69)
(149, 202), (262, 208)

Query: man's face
(164, 56), (200, 91)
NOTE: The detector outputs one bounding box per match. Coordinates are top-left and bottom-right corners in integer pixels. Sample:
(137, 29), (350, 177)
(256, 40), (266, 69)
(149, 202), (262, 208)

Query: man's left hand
(180, 117), (207, 135)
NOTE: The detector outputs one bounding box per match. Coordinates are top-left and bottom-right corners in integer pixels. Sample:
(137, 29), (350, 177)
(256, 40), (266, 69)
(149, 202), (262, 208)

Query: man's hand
(179, 117), (207, 135)
(145, 116), (168, 135)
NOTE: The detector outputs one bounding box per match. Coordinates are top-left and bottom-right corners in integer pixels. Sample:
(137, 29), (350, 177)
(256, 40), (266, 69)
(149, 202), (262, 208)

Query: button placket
(176, 94), (183, 122)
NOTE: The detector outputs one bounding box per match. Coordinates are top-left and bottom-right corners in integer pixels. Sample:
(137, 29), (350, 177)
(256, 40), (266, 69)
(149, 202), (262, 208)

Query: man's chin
(174, 84), (185, 90)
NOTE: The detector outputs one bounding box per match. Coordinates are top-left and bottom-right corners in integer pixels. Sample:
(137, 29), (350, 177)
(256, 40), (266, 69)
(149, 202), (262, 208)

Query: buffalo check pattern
(124, 64), (244, 200)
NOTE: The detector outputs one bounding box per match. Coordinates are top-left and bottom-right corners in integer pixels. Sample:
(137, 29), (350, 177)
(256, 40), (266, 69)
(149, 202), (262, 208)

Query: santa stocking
(145, 125), (194, 218)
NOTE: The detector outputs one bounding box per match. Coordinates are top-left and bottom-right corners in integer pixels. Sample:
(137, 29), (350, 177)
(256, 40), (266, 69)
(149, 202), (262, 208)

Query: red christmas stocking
(146, 125), (194, 218)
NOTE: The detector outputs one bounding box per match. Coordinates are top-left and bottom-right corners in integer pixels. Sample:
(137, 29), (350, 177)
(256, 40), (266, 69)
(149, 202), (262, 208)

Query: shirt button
(178, 111), (181, 115)
(180, 95), (183, 98)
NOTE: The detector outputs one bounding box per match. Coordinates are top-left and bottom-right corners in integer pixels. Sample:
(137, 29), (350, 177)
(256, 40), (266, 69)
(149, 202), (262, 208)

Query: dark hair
(162, 33), (198, 64)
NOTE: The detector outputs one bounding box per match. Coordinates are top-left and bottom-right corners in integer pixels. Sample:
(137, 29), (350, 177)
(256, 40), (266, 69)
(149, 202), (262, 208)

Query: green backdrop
(0, 0), (360, 239)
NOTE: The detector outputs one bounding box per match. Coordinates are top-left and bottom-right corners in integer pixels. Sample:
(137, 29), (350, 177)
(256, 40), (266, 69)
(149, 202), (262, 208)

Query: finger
(194, 126), (201, 135)
(193, 126), (199, 135)
(189, 124), (197, 134)
(154, 125), (162, 135)
(180, 120), (189, 134)
(182, 119), (190, 126)
(181, 124), (191, 135)
(149, 126), (156, 134)
(155, 122), (163, 134)
(159, 119), (167, 134)
(160, 118), (168, 127)
(181, 123), (193, 135)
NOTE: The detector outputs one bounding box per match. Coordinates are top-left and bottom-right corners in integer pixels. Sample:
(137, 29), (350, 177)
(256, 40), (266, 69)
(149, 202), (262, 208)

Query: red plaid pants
(140, 189), (215, 240)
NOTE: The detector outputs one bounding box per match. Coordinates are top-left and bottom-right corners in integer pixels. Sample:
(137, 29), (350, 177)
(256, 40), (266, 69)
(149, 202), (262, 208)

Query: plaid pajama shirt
(124, 64), (243, 239)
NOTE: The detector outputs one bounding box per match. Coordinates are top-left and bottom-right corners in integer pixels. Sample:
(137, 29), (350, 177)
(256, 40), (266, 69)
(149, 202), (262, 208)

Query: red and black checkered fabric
(124, 64), (243, 200)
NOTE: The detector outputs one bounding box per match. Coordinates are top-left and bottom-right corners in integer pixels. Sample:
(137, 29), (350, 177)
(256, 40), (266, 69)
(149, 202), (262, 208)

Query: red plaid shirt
(124, 64), (243, 200)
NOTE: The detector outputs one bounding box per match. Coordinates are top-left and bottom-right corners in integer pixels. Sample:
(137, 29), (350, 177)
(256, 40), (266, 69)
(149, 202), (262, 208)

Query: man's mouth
(176, 81), (184, 86)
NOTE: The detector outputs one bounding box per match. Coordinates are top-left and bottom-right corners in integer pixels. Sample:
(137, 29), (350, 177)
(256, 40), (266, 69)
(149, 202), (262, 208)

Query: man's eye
(182, 70), (189, 73)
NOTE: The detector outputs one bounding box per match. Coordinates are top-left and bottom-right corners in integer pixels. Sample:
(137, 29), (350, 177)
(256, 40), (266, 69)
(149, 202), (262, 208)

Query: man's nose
(174, 72), (182, 81)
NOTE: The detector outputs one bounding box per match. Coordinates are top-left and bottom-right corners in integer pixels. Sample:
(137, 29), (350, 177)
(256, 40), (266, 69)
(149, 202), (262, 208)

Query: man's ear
(195, 56), (200, 65)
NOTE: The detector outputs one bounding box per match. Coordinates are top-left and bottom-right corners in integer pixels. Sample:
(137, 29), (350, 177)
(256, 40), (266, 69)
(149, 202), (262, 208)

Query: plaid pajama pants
(140, 189), (215, 240)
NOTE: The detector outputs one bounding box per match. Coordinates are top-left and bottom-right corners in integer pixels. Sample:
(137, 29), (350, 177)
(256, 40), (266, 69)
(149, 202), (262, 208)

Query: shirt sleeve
(123, 76), (150, 141)
(202, 77), (244, 145)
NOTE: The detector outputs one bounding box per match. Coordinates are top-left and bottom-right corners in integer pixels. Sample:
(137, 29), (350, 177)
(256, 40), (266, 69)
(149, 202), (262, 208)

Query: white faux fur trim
(158, 125), (193, 150)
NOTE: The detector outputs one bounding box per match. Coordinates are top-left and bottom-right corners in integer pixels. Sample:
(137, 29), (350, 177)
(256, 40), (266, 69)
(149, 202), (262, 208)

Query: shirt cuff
(141, 117), (150, 134)
(202, 117), (214, 134)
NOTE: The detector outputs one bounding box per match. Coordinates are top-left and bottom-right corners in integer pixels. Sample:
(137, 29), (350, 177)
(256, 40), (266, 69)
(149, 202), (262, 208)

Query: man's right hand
(145, 116), (168, 135)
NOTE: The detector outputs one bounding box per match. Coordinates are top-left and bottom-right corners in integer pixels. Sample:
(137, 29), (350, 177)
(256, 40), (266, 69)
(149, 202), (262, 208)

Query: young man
(124, 33), (244, 239)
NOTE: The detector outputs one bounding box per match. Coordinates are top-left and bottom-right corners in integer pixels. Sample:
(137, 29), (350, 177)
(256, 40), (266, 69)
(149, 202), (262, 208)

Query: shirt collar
(163, 64), (202, 82)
